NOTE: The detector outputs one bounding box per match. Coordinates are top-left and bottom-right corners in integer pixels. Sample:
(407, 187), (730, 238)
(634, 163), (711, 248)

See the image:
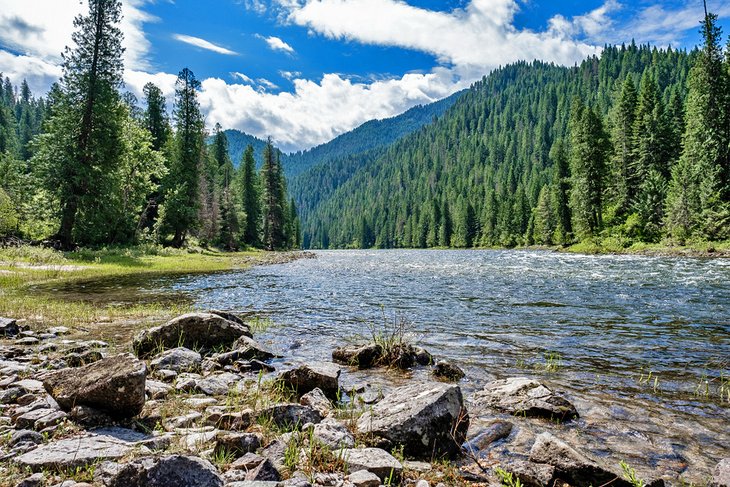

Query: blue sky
(0, 0), (728, 152)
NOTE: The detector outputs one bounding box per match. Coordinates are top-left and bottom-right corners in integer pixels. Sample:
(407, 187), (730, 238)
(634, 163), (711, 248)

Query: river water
(54, 250), (730, 481)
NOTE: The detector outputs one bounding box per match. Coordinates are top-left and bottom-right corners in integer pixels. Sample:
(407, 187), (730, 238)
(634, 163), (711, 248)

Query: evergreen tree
(239, 144), (261, 247)
(159, 68), (204, 247)
(667, 11), (730, 240)
(143, 82), (170, 152)
(261, 138), (286, 250)
(551, 139), (572, 244)
(610, 75), (638, 216)
(570, 100), (610, 237)
(36, 0), (125, 248)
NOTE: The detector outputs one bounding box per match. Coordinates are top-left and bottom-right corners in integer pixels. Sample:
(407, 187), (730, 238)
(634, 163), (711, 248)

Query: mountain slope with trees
(298, 22), (729, 249)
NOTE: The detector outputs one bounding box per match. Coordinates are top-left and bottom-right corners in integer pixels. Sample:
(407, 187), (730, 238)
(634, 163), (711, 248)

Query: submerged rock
(278, 362), (340, 398)
(432, 360), (465, 381)
(529, 432), (638, 487)
(95, 455), (223, 487)
(132, 312), (252, 358)
(42, 353), (147, 417)
(474, 377), (578, 421)
(356, 382), (469, 459)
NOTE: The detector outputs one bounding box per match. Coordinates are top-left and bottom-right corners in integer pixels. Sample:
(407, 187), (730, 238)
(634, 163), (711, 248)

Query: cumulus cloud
(173, 34), (238, 55)
(257, 34), (295, 53)
(231, 72), (255, 84)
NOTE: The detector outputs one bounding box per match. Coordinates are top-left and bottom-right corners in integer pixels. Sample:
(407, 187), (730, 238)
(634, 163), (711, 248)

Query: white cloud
(173, 34), (238, 55)
(257, 34), (295, 53)
(231, 72), (255, 84)
(279, 70), (302, 80)
(199, 68), (462, 153)
(256, 78), (279, 90)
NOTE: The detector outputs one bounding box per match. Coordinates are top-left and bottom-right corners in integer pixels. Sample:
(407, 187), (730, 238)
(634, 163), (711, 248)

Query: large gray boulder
(474, 377), (578, 421)
(712, 459), (730, 487)
(356, 382), (468, 459)
(42, 353), (147, 417)
(133, 313), (252, 358)
(278, 362), (340, 398)
(16, 430), (148, 471)
(529, 432), (633, 487)
(95, 455), (223, 487)
(150, 347), (202, 373)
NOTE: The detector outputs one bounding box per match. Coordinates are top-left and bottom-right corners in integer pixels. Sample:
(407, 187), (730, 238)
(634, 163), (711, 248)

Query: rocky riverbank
(0, 312), (728, 487)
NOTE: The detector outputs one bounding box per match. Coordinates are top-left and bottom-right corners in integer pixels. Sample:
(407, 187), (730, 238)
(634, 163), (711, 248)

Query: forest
(1, 0), (729, 253)
(0, 0), (299, 251)
(295, 15), (730, 250)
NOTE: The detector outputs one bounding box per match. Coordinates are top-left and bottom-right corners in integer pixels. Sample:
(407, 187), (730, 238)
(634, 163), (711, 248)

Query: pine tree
(159, 68), (204, 247)
(143, 82), (170, 152)
(36, 0), (125, 248)
(610, 75), (638, 216)
(550, 139), (572, 244)
(239, 145), (260, 247)
(667, 11), (730, 240)
(261, 138), (286, 250)
(569, 100), (610, 238)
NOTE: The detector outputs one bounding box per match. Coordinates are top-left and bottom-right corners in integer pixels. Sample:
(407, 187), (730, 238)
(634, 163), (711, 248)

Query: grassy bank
(0, 244), (273, 328)
(563, 238), (730, 257)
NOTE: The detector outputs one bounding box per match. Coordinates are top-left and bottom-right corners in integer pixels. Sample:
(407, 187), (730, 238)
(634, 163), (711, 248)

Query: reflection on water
(40, 250), (730, 480)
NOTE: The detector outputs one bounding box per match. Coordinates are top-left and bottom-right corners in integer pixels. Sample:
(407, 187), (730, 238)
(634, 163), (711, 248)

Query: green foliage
(620, 460), (646, 487)
(0, 186), (18, 235)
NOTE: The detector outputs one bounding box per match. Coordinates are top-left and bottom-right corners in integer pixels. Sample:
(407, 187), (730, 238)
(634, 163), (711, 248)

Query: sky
(0, 0), (729, 153)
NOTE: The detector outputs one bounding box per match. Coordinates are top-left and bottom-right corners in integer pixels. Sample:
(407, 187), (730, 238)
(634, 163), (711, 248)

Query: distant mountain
(284, 92), (463, 178)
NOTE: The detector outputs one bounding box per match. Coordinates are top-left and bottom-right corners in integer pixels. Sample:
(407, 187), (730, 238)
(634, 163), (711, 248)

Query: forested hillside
(299, 20), (730, 249)
(215, 129), (270, 170)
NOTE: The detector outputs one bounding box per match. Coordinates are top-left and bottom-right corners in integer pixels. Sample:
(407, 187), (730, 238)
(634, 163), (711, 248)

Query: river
(54, 250), (730, 481)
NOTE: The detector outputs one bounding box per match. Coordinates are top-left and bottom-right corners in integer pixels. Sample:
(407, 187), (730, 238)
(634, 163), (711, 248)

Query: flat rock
(307, 417), (355, 449)
(42, 354), (147, 417)
(529, 432), (631, 487)
(501, 460), (556, 487)
(193, 372), (240, 396)
(348, 469), (381, 487)
(215, 337), (277, 365)
(712, 458), (730, 487)
(16, 430), (148, 471)
(215, 432), (263, 457)
(150, 347), (202, 373)
(336, 448), (402, 481)
(474, 377), (578, 421)
(332, 344), (383, 369)
(278, 362), (340, 398)
(95, 455), (223, 487)
(356, 382), (468, 459)
(133, 312), (252, 358)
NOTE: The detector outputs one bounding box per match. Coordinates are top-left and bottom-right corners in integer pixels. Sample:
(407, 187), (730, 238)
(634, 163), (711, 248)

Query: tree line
(298, 13), (729, 249)
(0, 0), (299, 251)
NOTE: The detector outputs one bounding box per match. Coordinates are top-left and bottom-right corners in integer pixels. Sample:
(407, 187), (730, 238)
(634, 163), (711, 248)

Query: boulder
(42, 354), (147, 417)
(0, 317), (20, 337)
(432, 360), (465, 381)
(15, 408), (66, 430)
(474, 377), (578, 421)
(348, 470), (381, 487)
(278, 362), (340, 398)
(95, 455), (223, 487)
(356, 382), (468, 459)
(16, 430), (148, 471)
(259, 404), (322, 430)
(307, 417), (355, 449)
(462, 420), (513, 454)
(332, 344), (383, 369)
(500, 460), (556, 487)
(246, 459), (281, 482)
(712, 459), (730, 487)
(336, 448), (403, 482)
(192, 372), (240, 396)
(529, 432), (631, 487)
(300, 387), (332, 417)
(132, 313), (252, 358)
(15, 473), (45, 487)
(150, 347), (202, 373)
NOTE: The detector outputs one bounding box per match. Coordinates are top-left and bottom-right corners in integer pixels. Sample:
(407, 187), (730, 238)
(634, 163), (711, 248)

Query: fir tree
(261, 138), (286, 250)
(239, 144), (261, 247)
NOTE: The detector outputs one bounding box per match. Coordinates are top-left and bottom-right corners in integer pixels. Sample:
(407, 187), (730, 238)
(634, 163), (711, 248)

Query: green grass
(0, 244), (266, 329)
(565, 237), (730, 257)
